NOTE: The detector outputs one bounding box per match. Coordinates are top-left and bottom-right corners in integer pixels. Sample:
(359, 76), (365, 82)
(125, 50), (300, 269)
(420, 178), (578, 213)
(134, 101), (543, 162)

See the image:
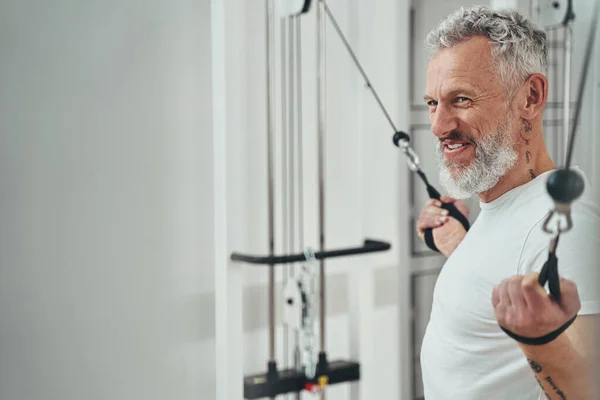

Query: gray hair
(426, 6), (548, 97)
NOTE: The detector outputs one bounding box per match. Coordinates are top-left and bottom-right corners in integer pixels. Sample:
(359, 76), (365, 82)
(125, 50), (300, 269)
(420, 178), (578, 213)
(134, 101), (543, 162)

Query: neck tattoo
(522, 120), (535, 180)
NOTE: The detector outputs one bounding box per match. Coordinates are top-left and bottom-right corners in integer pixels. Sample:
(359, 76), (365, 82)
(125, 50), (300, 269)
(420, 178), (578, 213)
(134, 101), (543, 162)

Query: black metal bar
(231, 239), (391, 265)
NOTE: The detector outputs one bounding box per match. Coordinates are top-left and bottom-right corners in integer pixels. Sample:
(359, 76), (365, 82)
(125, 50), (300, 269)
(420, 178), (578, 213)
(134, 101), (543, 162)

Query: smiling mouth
(444, 142), (472, 152)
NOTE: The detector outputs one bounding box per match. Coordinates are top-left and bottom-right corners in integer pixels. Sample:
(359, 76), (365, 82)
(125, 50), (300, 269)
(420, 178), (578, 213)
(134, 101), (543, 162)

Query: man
(416, 6), (600, 400)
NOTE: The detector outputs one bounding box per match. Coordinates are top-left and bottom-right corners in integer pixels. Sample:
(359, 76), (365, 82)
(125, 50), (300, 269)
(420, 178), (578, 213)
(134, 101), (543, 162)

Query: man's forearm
(520, 334), (595, 400)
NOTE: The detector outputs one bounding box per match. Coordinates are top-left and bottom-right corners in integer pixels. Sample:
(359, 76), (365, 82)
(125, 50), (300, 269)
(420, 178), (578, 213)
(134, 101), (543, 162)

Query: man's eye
(455, 97), (471, 103)
(427, 100), (438, 106)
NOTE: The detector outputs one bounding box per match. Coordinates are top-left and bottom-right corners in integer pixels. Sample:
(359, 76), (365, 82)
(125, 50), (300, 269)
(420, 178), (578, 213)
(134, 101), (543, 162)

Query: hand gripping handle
(422, 184), (470, 253)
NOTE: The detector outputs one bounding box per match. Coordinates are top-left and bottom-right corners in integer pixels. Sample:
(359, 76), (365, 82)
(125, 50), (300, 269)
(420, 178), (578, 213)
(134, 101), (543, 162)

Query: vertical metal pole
(317, 4), (327, 399)
(288, 17), (302, 395)
(296, 16), (305, 400)
(563, 24), (572, 165)
(552, 28), (560, 163)
(281, 13), (290, 379)
(289, 17), (296, 282)
(296, 17), (305, 254)
(408, 5), (417, 398)
(265, 0), (276, 366)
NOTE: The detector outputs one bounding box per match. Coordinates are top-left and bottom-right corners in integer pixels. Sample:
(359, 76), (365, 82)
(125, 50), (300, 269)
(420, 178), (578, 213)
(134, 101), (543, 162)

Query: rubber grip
(423, 185), (470, 253)
(538, 251), (561, 299)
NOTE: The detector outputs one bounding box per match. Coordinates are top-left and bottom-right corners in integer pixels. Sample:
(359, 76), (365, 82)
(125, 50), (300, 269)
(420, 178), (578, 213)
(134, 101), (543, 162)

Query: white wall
(0, 1), (216, 399)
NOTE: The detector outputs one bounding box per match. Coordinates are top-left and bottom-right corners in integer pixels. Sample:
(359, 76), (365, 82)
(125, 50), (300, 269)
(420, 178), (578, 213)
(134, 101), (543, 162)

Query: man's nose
(430, 106), (459, 138)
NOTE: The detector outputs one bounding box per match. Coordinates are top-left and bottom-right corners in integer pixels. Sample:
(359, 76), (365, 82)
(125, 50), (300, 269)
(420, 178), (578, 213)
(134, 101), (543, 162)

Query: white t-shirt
(420, 168), (600, 400)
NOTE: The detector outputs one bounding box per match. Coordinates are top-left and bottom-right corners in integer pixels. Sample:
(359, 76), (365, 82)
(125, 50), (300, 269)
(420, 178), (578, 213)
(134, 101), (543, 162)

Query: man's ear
(518, 73), (548, 120)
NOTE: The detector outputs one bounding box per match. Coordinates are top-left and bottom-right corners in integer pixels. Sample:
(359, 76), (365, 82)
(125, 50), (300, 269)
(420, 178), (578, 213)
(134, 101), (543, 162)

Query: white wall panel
(0, 1), (216, 399)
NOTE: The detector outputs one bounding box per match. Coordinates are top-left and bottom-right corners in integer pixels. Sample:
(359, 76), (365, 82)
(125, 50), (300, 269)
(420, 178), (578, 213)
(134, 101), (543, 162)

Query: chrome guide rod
(265, 0), (276, 366)
(317, 3), (327, 400)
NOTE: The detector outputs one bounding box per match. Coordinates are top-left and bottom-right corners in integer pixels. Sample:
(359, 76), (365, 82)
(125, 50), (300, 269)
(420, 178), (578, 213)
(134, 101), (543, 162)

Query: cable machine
(231, 1), (391, 398)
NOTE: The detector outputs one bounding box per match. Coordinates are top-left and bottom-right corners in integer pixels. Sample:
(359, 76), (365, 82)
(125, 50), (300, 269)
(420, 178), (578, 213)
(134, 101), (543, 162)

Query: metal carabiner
(542, 203), (574, 235)
(396, 139), (421, 172)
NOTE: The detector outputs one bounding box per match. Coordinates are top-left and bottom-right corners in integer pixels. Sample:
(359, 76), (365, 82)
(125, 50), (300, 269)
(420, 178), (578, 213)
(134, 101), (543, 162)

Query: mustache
(439, 131), (477, 146)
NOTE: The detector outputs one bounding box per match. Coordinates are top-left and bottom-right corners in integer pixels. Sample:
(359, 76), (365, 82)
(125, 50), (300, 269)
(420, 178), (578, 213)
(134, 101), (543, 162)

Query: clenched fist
(492, 272), (581, 339)
(416, 196), (470, 257)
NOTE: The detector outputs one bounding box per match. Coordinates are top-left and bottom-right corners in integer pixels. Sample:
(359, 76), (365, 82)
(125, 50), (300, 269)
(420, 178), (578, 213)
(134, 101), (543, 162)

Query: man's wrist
(502, 315), (578, 346)
(518, 330), (571, 356)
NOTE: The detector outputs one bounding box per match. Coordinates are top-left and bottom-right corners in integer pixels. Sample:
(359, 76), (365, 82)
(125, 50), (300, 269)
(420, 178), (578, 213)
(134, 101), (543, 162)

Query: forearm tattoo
(527, 359), (568, 400)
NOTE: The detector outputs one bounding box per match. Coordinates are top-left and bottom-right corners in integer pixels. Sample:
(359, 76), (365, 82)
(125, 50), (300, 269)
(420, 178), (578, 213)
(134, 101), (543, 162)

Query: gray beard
(436, 117), (518, 200)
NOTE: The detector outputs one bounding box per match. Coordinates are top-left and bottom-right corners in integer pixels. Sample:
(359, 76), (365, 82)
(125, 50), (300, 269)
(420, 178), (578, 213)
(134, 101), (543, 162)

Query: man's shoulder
(520, 195), (600, 253)
(505, 168), (600, 242)
(517, 182), (600, 275)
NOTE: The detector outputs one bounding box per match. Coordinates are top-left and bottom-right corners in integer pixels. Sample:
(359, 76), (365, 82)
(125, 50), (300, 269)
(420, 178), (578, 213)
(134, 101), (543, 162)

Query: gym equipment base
(243, 360), (360, 399)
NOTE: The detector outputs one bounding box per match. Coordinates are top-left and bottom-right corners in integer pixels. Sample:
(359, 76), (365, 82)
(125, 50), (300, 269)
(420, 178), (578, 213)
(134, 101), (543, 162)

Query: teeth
(447, 143), (465, 150)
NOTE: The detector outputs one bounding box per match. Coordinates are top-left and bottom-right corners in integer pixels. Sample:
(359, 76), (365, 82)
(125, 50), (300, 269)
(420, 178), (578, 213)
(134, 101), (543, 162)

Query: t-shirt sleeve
(519, 196), (600, 316)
